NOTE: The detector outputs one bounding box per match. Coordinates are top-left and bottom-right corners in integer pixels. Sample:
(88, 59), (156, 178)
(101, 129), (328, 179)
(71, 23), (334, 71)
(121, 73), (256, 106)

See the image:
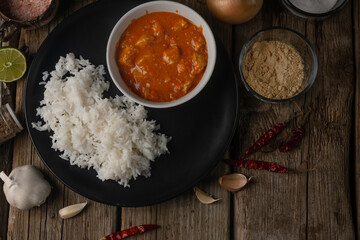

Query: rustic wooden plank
(121, 0), (232, 239)
(7, 1), (117, 240)
(304, 3), (355, 239)
(0, 85), (16, 240)
(232, 0), (356, 239)
(0, 82), (14, 240)
(0, 29), (20, 240)
(0, 129), (13, 240)
(232, 1), (308, 239)
(354, 0), (360, 236)
(122, 163), (231, 240)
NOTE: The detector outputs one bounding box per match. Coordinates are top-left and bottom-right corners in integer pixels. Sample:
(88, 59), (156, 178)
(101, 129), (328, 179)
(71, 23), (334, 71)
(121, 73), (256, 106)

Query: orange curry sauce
(116, 12), (208, 102)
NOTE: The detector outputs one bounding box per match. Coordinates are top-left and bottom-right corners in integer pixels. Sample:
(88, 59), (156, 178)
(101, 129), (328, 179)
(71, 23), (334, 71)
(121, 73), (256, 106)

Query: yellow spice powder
(242, 41), (305, 99)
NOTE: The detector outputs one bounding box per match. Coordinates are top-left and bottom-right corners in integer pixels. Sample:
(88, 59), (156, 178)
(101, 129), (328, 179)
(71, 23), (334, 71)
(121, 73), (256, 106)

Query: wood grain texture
(121, 0), (233, 239)
(0, 33), (20, 240)
(122, 163), (231, 240)
(232, 1), (307, 239)
(232, 0), (355, 239)
(354, 0), (360, 237)
(0, 85), (15, 240)
(304, 3), (355, 239)
(0, 132), (13, 240)
(6, 1), (116, 240)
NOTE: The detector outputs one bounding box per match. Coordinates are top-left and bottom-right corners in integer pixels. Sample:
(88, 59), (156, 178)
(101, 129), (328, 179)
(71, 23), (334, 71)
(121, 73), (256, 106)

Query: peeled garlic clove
(59, 202), (87, 219)
(194, 187), (220, 204)
(219, 173), (251, 192)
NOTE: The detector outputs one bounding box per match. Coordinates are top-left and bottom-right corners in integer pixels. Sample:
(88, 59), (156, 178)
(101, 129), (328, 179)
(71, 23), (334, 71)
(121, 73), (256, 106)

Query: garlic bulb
(0, 165), (51, 210)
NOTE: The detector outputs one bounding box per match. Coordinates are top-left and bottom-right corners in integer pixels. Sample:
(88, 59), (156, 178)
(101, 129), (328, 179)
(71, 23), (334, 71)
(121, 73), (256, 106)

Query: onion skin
(206, 0), (263, 24)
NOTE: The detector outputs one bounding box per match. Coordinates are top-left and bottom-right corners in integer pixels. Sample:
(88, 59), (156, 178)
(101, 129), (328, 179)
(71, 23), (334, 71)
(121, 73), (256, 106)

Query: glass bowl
(280, 0), (349, 20)
(239, 27), (318, 103)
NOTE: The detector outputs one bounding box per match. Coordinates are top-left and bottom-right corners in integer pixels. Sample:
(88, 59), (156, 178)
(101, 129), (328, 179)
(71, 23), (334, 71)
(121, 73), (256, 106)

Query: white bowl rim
(106, 0), (216, 108)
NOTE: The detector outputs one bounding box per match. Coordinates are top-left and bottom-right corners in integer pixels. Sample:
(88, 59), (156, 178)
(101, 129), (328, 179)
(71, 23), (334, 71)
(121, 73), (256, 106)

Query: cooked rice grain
(32, 53), (170, 187)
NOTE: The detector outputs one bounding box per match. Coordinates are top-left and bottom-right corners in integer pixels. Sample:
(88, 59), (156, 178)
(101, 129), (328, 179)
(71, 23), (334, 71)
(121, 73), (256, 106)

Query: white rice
(32, 53), (170, 187)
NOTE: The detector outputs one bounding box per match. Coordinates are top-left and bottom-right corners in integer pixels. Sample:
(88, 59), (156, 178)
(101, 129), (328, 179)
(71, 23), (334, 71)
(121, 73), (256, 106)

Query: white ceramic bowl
(106, 1), (216, 108)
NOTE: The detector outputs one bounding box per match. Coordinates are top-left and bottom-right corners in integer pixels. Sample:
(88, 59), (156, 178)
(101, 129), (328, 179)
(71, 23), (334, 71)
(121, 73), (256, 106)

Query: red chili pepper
(100, 224), (160, 240)
(239, 123), (285, 160)
(224, 159), (287, 173)
(278, 127), (304, 152)
(278, 110), (310, 152)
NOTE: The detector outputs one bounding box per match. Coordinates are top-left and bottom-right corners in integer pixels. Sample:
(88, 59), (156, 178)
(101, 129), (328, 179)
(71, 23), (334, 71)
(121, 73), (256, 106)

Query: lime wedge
(0, 47), (27, 82)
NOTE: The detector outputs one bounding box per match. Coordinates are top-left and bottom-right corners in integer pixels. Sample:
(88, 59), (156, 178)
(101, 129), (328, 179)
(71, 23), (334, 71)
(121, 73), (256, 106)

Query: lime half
(0, 47), (27, 82)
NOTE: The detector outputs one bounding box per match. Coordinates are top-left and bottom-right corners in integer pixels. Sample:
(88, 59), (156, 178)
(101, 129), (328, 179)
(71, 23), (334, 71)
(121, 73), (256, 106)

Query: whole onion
(206, 0), (263, 24)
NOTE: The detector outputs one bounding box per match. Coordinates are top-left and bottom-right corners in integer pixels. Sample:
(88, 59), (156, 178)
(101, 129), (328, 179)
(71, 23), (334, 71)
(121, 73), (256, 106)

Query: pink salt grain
(0, 0), (52, 21)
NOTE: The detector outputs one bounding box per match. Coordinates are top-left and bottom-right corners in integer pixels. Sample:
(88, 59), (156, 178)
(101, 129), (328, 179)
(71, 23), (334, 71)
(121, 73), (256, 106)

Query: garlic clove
(59, 202), (87, 219)
(219, 173), (252, 192)
(193, 187), (220, 204)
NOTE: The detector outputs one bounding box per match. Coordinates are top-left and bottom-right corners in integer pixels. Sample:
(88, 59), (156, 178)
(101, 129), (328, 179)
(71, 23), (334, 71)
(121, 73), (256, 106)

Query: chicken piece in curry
(116, 12), (208, 102)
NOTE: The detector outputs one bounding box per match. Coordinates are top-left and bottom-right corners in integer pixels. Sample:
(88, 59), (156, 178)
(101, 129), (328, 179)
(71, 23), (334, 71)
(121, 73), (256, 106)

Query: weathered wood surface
(233, 0), (356, 239)
(0, 0), (358, 239)
(354, 0), (360, 237)
(0, 26), (20, 240)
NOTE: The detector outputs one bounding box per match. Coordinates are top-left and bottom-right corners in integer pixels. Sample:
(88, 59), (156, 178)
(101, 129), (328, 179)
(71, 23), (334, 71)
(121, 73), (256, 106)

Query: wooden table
(0, 0), (359, 239)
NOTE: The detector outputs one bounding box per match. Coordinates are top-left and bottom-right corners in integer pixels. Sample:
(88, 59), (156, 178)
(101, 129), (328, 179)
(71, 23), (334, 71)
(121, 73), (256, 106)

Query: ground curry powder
(242, 41), (304, 99)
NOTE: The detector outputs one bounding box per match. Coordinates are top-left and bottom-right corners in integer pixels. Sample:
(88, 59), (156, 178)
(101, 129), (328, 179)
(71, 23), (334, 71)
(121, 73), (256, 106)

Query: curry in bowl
(116, 12), (208, 102)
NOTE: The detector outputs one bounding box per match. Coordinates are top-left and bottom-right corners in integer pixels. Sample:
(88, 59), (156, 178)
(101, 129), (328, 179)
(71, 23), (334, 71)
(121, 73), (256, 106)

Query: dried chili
(278, 110), (310, 152)
(239, 123), (285, 160)
(224, 159), (287, 173)
(278, 127), (304, 152)
(225, 111), (311, 173)
(100, 224), (160, 240)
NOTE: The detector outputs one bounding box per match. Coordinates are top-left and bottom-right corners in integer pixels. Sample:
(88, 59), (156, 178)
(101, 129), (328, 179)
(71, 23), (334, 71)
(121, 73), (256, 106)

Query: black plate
(25, 0), (239, 206)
